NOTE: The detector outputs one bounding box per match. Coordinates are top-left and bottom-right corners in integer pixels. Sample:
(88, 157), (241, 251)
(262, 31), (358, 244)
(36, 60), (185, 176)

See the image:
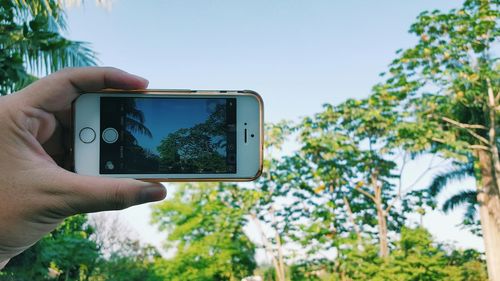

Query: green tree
(151, 183), (257, 281)
(258, 97), (410, 263)
(1, 214), (162, 281)
(87, 214), (162, 281)
(375, 227), (487, 281)
(157, 103), (228, 173)
(1, 215), (100, 280)
(90, 243), (162, 281)
(0, 0), (97, 94)
(285, 227), (487, 281)
(374, 0), (500, 278)
(251, 122), (293, 281)
(427, 159), (483, 236)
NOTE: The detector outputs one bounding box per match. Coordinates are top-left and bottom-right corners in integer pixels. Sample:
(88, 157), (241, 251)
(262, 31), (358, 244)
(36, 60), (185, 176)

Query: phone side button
(79, 127), (96, 143)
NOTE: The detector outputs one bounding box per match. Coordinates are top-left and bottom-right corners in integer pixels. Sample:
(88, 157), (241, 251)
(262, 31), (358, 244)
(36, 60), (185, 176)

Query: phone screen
(100, 97), (237, 174)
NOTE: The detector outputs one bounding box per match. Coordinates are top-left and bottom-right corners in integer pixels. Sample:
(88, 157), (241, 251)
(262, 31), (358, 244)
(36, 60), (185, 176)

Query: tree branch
(469, 144), (491, 151)
(343, 196), (362, 245)
(354, 186), (376, 202)
(442, 117), (487, 130)
(250, 213), (285, 281)
(390, 151), (409, 213)
(441, 116), (489, 144)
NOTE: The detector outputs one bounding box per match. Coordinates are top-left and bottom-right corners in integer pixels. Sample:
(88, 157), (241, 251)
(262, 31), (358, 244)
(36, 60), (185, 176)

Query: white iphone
(72, 90), (263, 181)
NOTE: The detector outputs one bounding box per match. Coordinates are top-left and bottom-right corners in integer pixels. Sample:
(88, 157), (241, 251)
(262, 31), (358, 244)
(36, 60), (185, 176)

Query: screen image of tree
(100, 97), (236, 174)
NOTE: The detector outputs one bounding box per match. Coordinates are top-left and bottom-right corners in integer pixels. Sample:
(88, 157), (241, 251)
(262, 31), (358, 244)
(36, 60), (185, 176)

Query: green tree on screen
(157, 103), (228, 173)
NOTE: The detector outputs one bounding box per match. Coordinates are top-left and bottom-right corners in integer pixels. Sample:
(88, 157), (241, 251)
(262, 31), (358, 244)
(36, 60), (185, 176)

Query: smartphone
(72, 90), (263, 181)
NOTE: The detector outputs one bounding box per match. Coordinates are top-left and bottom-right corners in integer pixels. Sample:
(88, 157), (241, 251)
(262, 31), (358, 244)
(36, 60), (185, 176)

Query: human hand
(0, 67), (166, 268)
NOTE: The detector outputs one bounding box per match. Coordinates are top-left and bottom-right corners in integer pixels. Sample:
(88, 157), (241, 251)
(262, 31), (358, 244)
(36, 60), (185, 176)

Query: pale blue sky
(65, 1), (483, 258)
(131, 98), (219, 155)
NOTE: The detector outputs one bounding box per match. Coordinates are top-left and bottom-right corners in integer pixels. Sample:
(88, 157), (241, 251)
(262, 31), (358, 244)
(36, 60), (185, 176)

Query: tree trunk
(477, 150), (500, 281)
(375, 204), (389, 258)
(371, 173), (389, 258)
(486, 76), (500, 195)
(486, 78), (500, 229)
(271, 207), (286, 281)
(251, 213), (286, 281)
(64, 268), (70, 281)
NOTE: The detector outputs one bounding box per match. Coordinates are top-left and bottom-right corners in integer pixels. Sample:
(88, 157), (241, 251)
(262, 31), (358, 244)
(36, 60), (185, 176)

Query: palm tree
(0, 0), (97, 94)
(427, 160), (482, 235)
(122, 99), (153, 144)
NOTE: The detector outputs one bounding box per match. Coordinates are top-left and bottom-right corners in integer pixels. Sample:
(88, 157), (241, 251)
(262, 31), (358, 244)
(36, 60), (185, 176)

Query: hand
(0, 67), (166, 268)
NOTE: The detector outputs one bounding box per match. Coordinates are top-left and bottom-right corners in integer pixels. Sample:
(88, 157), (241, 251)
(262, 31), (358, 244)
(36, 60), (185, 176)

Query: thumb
(49, 169), (166, 215)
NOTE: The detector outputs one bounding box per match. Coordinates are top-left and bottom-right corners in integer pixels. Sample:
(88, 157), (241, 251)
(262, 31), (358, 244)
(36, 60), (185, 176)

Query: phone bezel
(72, 90), (263, 181)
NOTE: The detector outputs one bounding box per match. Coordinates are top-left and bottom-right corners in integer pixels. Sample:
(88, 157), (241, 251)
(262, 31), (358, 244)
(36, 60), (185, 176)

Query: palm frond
(57, 40), (98, 67)
(125, 117), (153, 138)
(463, 202), (477, 222)
(428, 162), (474, 197)
(12, 74), (38, 92)
(11, 0), (66, 30)
(125, 108), (146, 124)
(23, 39), (98, 75)
(442, 189), (477, 213)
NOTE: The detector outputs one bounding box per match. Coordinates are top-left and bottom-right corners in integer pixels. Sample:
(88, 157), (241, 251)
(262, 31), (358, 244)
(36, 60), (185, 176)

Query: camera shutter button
(102, 128), (119, 144)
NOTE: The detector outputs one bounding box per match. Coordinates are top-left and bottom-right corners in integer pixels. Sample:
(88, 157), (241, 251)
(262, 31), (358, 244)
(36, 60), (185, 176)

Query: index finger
(18, 67), (149, 112)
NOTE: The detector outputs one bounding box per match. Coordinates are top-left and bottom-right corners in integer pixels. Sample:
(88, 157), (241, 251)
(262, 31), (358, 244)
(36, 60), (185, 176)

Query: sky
(131, 98), (216, 155)
(64, 0), (484, 260)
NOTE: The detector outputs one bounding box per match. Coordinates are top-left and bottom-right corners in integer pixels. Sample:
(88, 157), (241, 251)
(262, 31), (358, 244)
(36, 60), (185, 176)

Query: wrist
(0, 259), (9, 270)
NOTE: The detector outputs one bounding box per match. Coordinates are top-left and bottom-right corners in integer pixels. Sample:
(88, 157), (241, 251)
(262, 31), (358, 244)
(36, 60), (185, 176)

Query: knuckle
(107, 183), (132, 210)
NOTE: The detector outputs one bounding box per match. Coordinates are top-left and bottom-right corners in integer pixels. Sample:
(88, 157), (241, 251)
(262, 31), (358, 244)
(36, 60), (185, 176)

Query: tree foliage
(1, 214), (161, 281)
(0, 0), (97, 94)
(151, 183), (257, 281)
(289, 228), (487, 281)
(0, 0), (496, 280)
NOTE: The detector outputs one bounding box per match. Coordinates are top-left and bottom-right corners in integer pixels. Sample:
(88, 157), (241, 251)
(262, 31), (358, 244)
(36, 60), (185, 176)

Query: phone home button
(102, 128), (119, 144)
(79, 127), (96, 143)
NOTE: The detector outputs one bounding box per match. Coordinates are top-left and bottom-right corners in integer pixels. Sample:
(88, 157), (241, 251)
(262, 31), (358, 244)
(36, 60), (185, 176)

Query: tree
(251, 122), (292, 281)
(88, 214), (162, 281)
(1, 215), (100, 280)
(151, 183), (257, 281)
(1, 214), (162, 281)
(259, 97), (411, 263)
(375, 0), (500, 278)
(427, 159), (483, 236)
(0, 0), (97, 94)
(286, 227), (487, 281)
(157, 103), (228, 173)
(375, 227), (487, 281)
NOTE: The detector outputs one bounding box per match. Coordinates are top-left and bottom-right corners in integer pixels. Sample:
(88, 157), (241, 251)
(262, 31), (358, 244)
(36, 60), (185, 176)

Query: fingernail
(138, 184), (166, 204)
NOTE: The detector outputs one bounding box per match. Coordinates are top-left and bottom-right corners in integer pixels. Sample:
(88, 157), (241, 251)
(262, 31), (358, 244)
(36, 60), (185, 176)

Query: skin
(0, 67), (167, 269)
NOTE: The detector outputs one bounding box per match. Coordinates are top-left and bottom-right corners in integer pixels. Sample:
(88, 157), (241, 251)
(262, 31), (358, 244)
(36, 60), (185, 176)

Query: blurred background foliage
(0, 0), (499, 280)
